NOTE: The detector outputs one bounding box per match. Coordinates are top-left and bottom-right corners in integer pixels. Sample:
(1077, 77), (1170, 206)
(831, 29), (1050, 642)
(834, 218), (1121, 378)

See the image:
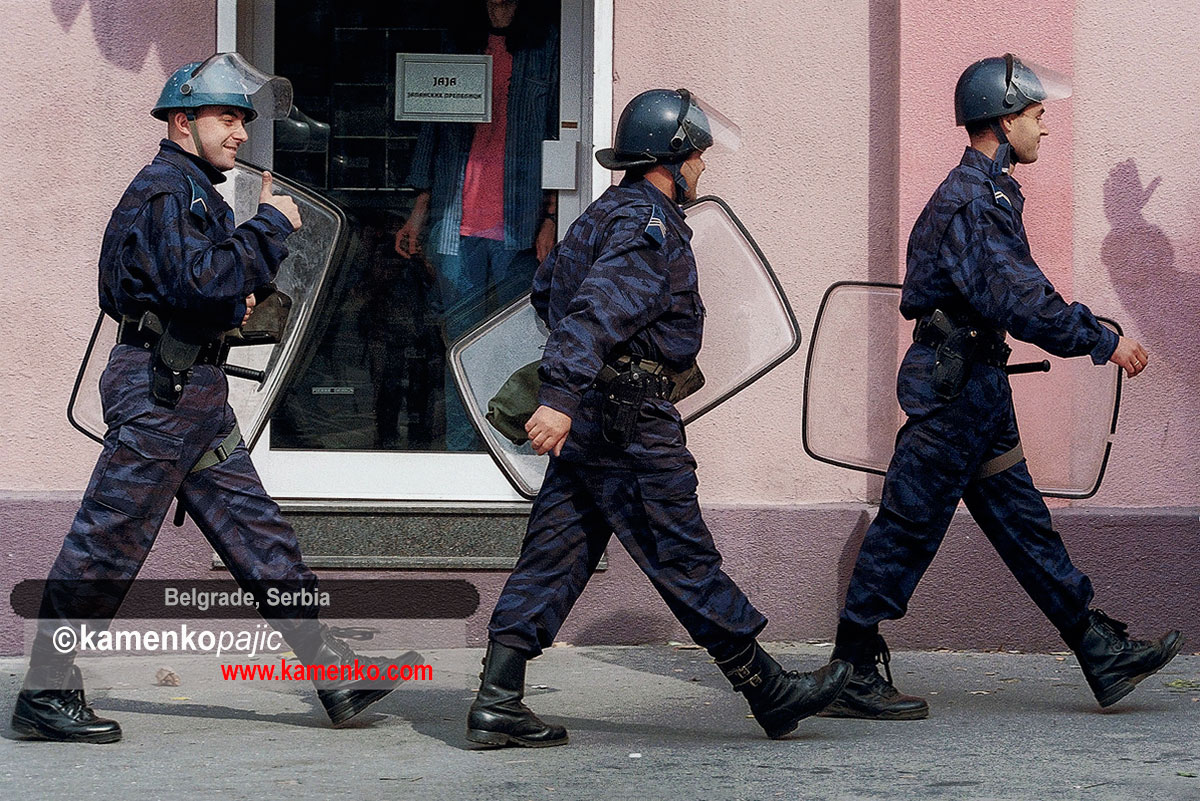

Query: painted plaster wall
(0, 0), (215, 492)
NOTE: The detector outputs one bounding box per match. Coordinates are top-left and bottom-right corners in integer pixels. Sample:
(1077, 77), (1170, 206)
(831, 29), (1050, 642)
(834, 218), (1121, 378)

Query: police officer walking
(11, 54), (401, 743)
(466, 89), (851, 747)
(821, 55), (1182, 720)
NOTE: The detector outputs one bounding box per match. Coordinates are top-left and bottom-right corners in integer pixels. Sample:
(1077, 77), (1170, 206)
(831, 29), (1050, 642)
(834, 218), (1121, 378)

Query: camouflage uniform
(487, 178), (767, 657)
(36, 140), (319, 643)
(839, 147), (1119, 637)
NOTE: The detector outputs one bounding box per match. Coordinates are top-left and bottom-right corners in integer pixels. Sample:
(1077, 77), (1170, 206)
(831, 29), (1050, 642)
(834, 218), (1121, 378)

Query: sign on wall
(395, 53), (492, 123)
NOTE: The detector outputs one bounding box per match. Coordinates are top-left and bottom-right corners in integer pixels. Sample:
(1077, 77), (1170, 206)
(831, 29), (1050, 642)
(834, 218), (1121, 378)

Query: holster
(600, 368), (653, 447)
(119, 311), (223, 408)
(913, 309), (1010, 401)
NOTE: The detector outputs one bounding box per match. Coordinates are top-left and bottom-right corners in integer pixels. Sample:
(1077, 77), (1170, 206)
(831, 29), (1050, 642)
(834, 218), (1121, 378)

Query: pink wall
(0, 0), (216, 491)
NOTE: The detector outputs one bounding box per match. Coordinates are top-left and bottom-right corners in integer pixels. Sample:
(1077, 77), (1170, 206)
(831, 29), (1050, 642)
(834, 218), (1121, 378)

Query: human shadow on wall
(52, 0), (201, 73)
(1100, 158), (1200, 378)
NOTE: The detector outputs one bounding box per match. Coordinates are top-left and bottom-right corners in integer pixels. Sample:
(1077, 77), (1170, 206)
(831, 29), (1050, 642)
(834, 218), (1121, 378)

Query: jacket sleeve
(536, 213), (671, 417)
(949, 199), (1118, 364)
(134, 192), (292, 329)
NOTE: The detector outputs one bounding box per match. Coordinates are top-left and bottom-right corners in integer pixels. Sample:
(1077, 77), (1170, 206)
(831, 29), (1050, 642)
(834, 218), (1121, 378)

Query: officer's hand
(1109, 336), (1149, 378)
(526, 405), (572, 457)
(535, 218), (556, 263)
(242, 294), (256, 327)
(259, 171), (302, 231)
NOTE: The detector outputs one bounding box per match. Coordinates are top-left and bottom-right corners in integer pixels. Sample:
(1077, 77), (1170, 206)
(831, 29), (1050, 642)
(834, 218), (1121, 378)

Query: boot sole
(11, 715), (122, 744)
(816, 701), (930, 721)
(466, 728), (569, 748)
(1095, 634), (1184, 708)
(324, 688), (395, 727)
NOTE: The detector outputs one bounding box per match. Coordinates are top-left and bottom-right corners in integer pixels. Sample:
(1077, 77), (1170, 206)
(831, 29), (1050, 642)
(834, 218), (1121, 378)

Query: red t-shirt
(460, 34), (511, 240)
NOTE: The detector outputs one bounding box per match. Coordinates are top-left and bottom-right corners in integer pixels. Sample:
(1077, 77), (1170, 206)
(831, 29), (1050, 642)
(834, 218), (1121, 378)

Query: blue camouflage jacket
(902, 147), (1118, 364)
(533, 179), (704, 468)
(98, 140), (294, 335)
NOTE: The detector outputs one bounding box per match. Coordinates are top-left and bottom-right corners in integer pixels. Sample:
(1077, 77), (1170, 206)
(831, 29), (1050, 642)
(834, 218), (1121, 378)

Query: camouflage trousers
(35, 345), (319, 653)
(840, 347), (1095, 636)
(488, 458), (767, 657)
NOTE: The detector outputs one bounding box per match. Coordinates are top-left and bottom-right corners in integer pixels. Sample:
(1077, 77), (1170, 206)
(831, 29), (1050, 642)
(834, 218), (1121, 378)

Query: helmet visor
(678, 90), (741, 156)
(1007, 54), (1072, 107)
(184, 53), (294, 122)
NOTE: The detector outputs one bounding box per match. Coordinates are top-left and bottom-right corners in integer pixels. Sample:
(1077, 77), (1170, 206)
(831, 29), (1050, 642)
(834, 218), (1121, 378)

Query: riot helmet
(596, 88), (740, 171)
(152, 52), (293, 124)
(954, 53), (1071, 126)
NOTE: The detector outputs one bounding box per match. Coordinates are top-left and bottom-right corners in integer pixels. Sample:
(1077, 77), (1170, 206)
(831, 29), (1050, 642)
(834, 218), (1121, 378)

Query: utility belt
(594, 355), (705, 447)
(118, 312), (229, 408)
(913, 309), (1010, 400)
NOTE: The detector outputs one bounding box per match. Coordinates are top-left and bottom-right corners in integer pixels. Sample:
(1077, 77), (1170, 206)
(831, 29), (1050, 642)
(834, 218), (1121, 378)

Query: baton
(1005, 360), (1051, 375)
(222, 363), (267, 383)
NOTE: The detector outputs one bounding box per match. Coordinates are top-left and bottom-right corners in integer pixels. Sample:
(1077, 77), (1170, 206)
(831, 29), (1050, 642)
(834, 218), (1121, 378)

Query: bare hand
(395, 194), (430, 258)
(536, 218), (557, 263)
(1109, 336), (1149, 378)
(525, 405), (572, 456)
(241, 294), (256, 327)
(259, 171), (302, 230)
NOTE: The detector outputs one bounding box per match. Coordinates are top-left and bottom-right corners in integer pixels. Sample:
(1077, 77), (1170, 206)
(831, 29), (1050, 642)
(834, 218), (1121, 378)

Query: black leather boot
(1071, 609), (1182, 708)
(289, 624), (405, 726)
(466, 641), (568, 747)
(11, 662), (122, 744)
(716, 641), (852, 739)
(819, 631), (929, 720)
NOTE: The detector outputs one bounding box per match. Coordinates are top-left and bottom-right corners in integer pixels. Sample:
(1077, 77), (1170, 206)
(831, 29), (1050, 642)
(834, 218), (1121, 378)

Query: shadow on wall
(1100, 158), (1200, 378)
(52, 0), (204, 72)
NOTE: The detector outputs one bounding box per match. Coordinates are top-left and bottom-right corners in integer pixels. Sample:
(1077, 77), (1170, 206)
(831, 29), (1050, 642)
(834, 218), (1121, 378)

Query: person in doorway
(820, 54), (1181, 721)
(394, 0), (560, 450)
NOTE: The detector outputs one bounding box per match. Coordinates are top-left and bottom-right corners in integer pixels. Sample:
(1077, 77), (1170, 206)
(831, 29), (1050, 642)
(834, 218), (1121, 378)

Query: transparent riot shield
(67, 162), (346, 449)
(449, 196), (801, 498)
(802, 281), (1123, 499)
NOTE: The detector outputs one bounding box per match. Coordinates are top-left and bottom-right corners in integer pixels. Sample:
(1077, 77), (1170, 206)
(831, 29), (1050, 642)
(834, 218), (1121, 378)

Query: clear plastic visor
(1009, 55), (1072, 105)
(186, 52), (294, 121)
(686, 93), (741, 155)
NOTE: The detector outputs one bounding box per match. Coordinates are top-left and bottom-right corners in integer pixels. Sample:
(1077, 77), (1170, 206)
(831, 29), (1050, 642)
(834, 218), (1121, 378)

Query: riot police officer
(822, 54), (1182, 720)
(11, 54), (401, 743)
(466, 89), (851, 747)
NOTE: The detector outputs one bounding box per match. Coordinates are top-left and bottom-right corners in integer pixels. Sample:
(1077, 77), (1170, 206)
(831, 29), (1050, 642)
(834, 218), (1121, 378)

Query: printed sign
(395, 53), (492, 122)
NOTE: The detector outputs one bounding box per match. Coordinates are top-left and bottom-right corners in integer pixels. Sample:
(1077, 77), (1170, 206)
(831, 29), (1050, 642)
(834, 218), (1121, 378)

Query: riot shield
(67, 162), (347, 449)
(802, 281), (1123, 499)
(449, 196), (801, 498)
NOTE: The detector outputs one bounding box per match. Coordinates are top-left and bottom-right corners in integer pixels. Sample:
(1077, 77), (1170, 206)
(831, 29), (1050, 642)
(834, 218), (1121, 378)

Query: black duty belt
(913, 313), (1011, 368)
(595, 355), (674, 400)
(117, 315), (226, 366)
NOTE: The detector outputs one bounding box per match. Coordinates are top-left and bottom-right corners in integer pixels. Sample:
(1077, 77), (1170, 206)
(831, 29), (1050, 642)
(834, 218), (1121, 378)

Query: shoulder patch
(186, 176), (209, 218)
(643, 205), (667, 247)
(992, 187), (1013, 209)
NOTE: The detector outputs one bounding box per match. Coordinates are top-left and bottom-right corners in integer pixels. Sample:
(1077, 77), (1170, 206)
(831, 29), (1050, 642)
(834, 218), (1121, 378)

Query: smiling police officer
(11, 54), (402, 743)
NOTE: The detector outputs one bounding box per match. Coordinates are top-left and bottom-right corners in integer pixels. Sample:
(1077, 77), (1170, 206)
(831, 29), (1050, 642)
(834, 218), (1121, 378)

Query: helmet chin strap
(988, 119), (1014, 176)
(664, 161), (691, 203)
(185, 110), (212, 164)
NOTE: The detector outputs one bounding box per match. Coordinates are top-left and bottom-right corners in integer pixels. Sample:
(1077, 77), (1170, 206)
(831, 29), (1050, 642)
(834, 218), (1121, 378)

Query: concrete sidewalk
(1, 643), (1197, 801)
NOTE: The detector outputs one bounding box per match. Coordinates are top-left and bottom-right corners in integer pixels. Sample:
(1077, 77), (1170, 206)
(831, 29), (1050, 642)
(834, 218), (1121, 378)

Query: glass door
(222, 0), (606, 502)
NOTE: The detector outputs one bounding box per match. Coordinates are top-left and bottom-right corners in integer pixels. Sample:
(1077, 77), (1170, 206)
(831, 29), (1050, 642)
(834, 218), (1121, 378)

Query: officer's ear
(999, 112), (1019, 136)
(167, 110), (192, 141)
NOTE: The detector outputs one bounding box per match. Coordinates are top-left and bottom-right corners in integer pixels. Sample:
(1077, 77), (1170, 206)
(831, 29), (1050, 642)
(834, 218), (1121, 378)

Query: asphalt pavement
(1, 642), (1197, 801)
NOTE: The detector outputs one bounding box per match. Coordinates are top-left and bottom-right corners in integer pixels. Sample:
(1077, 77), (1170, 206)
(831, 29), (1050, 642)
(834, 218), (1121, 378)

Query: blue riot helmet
(954, 53), (1071, 126)
(596, 88), (741, 170)
(151, 52), (293, 124)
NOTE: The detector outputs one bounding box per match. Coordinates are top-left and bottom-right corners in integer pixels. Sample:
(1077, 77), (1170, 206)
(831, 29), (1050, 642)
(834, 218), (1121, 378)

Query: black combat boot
(466, 641), (568, 748)
(715, 640), (852, 739)
(289, 624), (405, 726)
(11, 660), (122, 744)
(819, 628), (929, 720)
(1070, 609), (1182, 708)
